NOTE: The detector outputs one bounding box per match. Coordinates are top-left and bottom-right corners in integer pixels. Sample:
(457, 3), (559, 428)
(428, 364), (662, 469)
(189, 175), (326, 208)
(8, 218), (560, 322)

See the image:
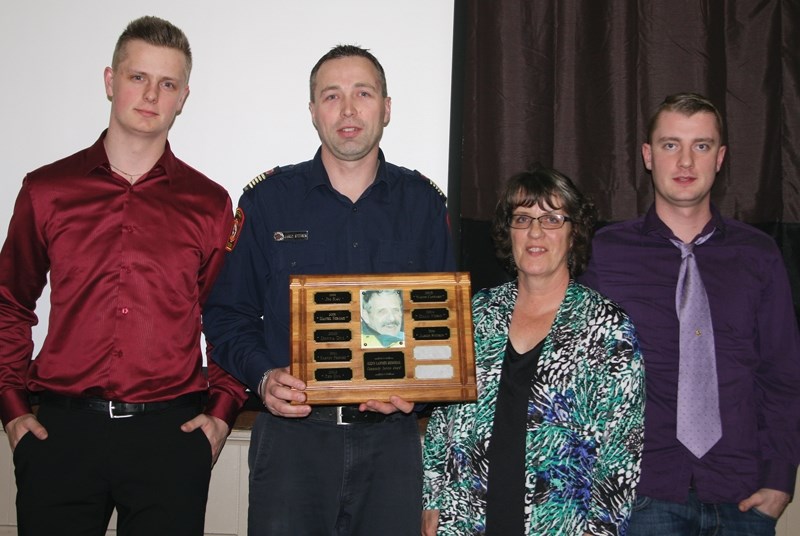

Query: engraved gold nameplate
(290, 272), (477, 405)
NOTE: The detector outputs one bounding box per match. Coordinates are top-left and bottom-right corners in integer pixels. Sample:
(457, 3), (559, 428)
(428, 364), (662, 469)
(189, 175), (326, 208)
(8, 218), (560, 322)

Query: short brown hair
(309, 44), (387, 102)
(646, 92), (724, 143)
(492, 166), (597, 277)
(112, 16), (192, 80)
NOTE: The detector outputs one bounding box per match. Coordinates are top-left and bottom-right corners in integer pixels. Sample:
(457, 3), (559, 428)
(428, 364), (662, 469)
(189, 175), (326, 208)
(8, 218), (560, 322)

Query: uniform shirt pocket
(276, 243), (329, 275)
(376, 240), (431, 272)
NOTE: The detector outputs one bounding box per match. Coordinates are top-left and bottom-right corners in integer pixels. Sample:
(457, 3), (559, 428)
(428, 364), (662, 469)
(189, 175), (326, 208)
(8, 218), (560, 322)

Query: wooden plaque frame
(290, 272), (476, 405)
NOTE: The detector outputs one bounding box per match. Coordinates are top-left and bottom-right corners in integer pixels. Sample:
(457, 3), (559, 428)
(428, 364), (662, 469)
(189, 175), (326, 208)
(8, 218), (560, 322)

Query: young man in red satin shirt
(0, 16), (246, 535)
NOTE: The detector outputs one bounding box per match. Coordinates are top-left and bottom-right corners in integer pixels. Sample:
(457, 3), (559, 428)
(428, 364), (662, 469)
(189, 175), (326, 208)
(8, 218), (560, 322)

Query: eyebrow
(656, 135), (717, 144)
(125, 68), (183, 83)
(319, 81), (378, 93)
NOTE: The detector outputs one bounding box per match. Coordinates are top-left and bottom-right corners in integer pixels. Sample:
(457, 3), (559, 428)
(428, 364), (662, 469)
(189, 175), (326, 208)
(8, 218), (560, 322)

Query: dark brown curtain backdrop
(452, 0), (800, 315)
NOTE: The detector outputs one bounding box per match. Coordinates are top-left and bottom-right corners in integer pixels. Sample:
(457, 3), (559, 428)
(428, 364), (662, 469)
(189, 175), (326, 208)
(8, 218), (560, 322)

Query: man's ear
(642, 143), (653, 171)
(176, 85), (190, 115)
(309, 102), (318, 130)
(383, 96), (392, 127)
(716, 145), (727, 172)
(104, 67), (114, 102)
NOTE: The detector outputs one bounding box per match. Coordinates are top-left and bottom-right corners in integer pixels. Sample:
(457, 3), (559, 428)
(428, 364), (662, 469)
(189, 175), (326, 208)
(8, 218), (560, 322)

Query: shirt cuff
(205, 392), (246, 431)
(0, 389), (33, 428)
(759, 459), (798, 497)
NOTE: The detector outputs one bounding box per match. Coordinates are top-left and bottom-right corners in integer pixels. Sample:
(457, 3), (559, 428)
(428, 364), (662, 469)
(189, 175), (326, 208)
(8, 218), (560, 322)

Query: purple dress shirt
(580, 204), (800, 503)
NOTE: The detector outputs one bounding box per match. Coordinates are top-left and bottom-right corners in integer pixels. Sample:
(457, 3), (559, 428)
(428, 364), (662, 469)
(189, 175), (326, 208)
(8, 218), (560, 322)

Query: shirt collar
(642, 203), (727, 242)
(86, 129), (178, 186)
(305, 147), (391, 203)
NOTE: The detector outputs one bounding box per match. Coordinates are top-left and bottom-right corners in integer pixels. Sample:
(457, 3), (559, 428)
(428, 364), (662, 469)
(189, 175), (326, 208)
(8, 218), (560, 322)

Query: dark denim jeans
(628, 491), (777, 536)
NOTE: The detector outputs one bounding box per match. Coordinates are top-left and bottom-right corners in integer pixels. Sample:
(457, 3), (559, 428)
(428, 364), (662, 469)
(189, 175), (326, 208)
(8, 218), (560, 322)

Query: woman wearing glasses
(422, 167), (645, 535)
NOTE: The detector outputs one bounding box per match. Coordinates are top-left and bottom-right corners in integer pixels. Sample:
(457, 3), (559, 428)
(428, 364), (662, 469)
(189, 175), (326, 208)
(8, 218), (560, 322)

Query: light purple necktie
(671, 232), (722, 458)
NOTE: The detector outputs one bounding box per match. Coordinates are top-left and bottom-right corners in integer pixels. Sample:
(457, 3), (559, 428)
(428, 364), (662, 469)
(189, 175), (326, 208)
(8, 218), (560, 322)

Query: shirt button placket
(349, 202), (364, 267)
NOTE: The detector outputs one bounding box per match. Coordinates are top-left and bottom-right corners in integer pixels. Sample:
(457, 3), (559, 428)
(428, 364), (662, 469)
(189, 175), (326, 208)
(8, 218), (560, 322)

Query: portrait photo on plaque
(360, 289), (405, 349)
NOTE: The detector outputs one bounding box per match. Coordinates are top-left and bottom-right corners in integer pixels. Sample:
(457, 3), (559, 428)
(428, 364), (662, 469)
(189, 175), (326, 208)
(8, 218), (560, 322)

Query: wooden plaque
(290, 272), (477, 405)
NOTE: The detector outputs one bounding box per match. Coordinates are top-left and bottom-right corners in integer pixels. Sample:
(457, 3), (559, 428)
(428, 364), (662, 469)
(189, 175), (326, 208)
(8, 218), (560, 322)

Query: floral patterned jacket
(423, 280), (645, 535)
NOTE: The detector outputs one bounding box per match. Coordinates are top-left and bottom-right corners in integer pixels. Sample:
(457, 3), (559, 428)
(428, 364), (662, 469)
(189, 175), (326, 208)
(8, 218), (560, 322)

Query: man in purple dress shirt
(581, 93), (800, 535)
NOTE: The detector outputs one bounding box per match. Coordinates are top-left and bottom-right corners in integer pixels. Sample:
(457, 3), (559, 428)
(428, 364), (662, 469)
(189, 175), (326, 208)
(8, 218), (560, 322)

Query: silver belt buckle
(108, 401), (133, 419)
(336, 406), (351, 426)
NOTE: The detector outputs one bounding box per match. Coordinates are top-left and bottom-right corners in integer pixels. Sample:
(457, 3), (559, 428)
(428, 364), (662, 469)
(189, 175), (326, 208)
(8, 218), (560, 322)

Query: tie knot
(671, 239), (694, 258)
(671, 229), (715, 258)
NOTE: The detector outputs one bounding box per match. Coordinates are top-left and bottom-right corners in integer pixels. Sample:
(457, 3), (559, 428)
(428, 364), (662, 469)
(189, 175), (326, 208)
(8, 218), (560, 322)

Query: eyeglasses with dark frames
(508, 213), (572, 230)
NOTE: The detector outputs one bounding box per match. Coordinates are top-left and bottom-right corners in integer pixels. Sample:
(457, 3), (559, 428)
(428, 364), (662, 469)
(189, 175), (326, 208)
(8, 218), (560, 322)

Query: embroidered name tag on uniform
(274, 231), (309, 242)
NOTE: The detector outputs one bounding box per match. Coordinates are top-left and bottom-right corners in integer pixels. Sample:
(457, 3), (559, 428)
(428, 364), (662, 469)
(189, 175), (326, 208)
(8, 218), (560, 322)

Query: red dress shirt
(0, 132), (247, 428)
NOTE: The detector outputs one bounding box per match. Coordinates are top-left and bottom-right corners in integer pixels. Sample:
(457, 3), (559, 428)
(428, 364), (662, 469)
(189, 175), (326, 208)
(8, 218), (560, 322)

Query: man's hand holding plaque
(259, 367), (311, 418)
(260, 367), (415, 416)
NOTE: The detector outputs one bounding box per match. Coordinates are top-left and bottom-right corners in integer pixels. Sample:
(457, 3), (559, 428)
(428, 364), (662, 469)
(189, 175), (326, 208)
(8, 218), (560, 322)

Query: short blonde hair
(112, 16), (192, 81)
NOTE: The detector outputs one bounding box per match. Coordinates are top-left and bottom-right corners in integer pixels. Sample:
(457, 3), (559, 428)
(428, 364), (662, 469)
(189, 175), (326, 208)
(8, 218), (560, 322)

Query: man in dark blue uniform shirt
(203, 44), (454, 535)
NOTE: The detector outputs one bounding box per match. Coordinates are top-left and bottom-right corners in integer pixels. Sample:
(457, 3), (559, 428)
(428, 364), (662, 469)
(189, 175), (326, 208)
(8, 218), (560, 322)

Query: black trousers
(14, 402), (212, 536)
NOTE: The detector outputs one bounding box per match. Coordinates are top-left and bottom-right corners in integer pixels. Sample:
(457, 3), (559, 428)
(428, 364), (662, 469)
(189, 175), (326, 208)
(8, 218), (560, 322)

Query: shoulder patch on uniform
(225, 207), (245, 252)
(420, 173), (447, 202)
(243, 166), (281, 192)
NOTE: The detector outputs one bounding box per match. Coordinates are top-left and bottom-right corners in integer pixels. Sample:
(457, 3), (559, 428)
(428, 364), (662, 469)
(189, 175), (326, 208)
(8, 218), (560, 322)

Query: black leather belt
(39, 392), (201, 419)
(307, 405), (390, 425)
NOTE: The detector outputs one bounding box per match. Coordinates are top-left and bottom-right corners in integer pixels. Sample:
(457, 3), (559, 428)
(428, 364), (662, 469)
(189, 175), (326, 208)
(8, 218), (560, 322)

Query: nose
(143, 83), (158, 104)
(678, 147), (693, 168)
(341, 96), (355, 117)
(526, 218), (545, 237)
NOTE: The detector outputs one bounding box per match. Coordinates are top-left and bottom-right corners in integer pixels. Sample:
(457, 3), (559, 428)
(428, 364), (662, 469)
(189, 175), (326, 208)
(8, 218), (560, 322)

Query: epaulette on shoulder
(419, 172), (447, 202)
(243, 166), (282, 192)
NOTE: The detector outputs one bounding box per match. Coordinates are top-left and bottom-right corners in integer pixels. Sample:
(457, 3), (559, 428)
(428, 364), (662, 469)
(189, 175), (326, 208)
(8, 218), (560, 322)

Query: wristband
(257, 369), (273, 405)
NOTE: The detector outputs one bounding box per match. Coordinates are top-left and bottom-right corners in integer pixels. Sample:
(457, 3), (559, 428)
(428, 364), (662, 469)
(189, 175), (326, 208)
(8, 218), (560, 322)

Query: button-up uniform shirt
(580, 204), (800, 503)
(0, 132), (247, 428)
(203, 148), (455, 391)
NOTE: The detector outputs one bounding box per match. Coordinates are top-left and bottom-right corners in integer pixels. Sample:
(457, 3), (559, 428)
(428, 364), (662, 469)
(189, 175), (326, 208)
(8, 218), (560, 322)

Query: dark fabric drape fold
(459, 0), (798, 223)
(455, 0), (800, 314)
